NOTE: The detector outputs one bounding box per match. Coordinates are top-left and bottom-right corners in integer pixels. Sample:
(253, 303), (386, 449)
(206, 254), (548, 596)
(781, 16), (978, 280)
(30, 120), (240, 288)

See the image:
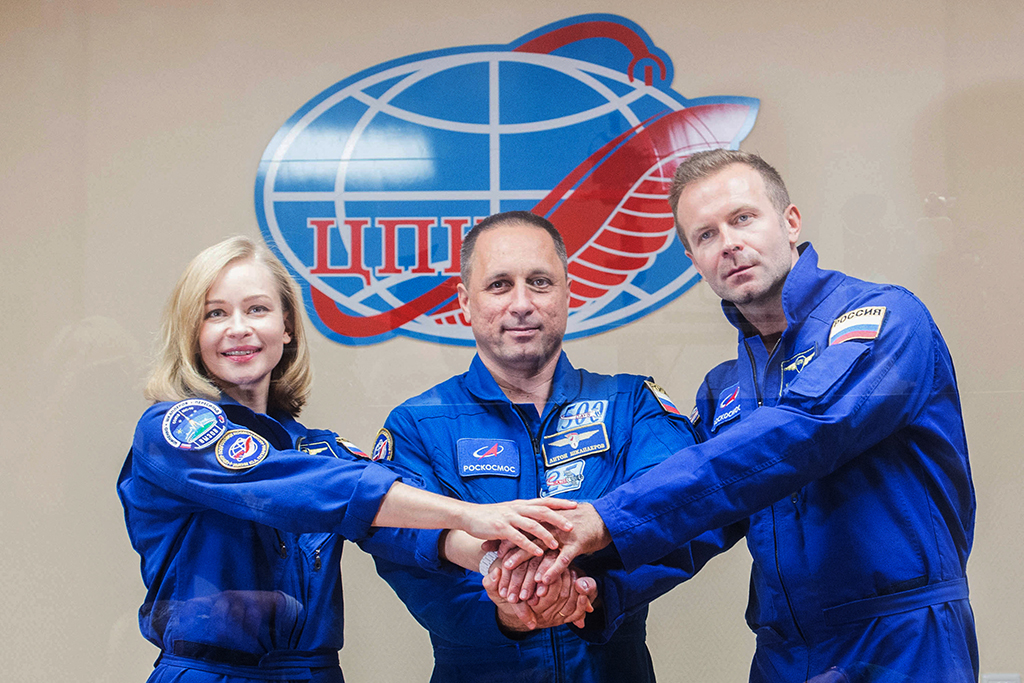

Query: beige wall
(2, 1), (1021, 680)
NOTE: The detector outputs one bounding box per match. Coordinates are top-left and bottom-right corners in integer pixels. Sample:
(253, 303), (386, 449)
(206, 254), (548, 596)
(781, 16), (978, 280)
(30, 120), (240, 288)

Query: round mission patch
(162, 399), (227, 450)
(215, 430), (271, 470)
(371, 428), (394, 461)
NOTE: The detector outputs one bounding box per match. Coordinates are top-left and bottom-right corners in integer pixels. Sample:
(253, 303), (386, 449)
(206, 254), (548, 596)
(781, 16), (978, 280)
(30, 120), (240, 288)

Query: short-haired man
(372, 211), (718, 682)
(541, 151), (978, 682)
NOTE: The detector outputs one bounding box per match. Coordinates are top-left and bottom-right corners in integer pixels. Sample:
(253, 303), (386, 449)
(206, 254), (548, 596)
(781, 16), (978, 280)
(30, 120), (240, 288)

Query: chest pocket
(782, 341), (869, 412)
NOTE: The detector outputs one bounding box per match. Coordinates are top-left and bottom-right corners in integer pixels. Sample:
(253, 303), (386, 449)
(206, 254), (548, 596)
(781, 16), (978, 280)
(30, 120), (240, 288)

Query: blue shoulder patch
(162, 399), (227, 450)
(372, 428), (394, 461)
(215, 430), (270, 470)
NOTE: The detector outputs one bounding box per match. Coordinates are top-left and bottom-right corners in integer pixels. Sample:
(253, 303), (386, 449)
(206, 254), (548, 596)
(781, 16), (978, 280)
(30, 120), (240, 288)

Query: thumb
(575, 576), (597, 597)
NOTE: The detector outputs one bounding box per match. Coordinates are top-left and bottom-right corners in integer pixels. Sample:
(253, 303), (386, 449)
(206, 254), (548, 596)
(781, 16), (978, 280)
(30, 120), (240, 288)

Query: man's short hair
(668, 150), (791, 249)
(459, 211), (569, 284)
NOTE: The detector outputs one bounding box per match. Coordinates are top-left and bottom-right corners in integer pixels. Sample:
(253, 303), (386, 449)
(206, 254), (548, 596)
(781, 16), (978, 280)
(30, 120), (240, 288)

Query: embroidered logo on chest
(543, 423), (610, 467)
(712, 383), (741, 432)
(457, 438), (520, 478)
(780, 345), (816, 392)
(556, 400), (608, 431)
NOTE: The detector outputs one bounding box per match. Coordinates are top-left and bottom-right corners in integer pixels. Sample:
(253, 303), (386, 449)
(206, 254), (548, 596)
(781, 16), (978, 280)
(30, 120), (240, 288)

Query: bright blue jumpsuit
(118, 397), (444, 683)
(589, 244), (978, 682)
(374, 352), (711, 683)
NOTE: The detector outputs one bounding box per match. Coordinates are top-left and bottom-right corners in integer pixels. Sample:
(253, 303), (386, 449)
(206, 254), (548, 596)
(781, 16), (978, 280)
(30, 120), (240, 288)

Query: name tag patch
(542, 423), (610, 467)
(543, 460), (586, 497)
(712, 383), (741, 432)
(780, 345), (816, 392)
(457, 438), (520, 478)
(829, 306), (887, 345)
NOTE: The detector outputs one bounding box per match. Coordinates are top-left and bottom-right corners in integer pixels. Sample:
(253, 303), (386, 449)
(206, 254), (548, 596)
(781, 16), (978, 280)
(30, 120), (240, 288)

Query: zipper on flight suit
(745, 339), (807, 644)
(549, 628), (565, 683)
(312, 536), (332, 571)
(512, 402), (567, 680)
(510, 405), (542, 480)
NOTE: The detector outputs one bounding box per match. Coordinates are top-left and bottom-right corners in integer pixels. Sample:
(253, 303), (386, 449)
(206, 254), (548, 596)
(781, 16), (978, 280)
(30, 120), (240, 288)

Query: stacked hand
(483, 549), (596, 631)
(458, 496), (582, 557)
(475, 502), (614, 632)
(490, 503), (613, 583)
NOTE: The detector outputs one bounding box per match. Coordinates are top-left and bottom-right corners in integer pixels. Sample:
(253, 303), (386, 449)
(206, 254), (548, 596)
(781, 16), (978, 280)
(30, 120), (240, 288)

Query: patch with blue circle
(215, 430), (271, 470)
(161, 399), (227, 451)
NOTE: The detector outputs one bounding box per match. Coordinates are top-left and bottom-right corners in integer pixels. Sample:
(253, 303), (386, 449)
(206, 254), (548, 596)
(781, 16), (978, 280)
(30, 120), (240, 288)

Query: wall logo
(255, 14), (758, 346)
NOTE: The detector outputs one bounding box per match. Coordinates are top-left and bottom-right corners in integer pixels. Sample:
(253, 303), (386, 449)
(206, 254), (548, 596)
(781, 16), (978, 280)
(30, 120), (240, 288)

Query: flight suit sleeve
(372, 405), (515, 646)
(620, 377), (703, 478)
(595, 291), (941, 571)
(573, 378), (746, 642)
(131, 403), (399, 542)
(336, 444), (447, 571)
(575, 522), (748, 643)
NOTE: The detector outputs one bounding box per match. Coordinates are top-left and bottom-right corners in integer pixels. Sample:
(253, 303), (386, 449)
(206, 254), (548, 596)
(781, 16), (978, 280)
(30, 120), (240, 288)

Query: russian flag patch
(829, 306), (887, 345)
(644, 380), (682, 416)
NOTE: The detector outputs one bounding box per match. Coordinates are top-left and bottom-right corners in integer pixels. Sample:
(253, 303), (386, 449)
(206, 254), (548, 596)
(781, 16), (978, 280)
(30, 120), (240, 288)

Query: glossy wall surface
(1, 1), (1021, 680)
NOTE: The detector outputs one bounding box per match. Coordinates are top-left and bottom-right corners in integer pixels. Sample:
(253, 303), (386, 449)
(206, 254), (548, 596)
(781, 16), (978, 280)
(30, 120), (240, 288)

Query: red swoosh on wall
(311, 103), (754, 338)
(311, 278), (460, 339)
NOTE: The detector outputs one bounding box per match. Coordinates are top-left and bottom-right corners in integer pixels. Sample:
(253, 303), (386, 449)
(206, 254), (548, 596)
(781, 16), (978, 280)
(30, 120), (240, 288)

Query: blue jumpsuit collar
(721, 243), (843, 341)
(215, 394), (298, 448)
(463, 351), (581, 413)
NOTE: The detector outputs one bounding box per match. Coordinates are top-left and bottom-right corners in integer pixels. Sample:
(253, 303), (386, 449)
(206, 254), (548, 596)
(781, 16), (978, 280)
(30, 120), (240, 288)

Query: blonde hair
(144, 236), (312, 415)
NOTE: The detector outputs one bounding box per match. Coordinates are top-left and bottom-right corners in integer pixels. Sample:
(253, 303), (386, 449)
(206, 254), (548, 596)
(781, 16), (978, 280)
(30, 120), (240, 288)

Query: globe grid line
(256, 20), (758, 345)
(262, 49), (688, 312)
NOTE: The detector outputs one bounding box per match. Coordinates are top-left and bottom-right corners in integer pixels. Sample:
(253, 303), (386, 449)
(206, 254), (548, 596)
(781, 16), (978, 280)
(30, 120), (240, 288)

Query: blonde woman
(118, 236), (573, 683)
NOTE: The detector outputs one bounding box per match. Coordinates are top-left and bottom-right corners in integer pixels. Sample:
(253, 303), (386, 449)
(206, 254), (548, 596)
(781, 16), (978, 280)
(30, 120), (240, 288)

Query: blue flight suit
(374, 352), (710, 683)
(118, 397), (444, 683)
(589, 244), (978, 682)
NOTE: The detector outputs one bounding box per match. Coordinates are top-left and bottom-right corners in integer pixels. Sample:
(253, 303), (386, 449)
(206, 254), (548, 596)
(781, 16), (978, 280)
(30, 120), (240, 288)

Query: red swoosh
(313, 103), (753, 338)
(311, 278), (459, 339)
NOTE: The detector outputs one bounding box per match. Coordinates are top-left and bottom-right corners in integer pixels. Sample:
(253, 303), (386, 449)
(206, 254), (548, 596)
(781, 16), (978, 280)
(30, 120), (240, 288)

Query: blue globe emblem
(255, 14), (759, 345)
